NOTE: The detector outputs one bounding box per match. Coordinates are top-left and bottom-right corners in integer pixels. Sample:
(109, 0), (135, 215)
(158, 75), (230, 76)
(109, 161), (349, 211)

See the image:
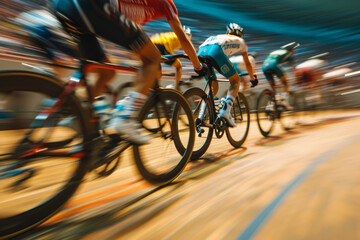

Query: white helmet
(183, 25), (191, 38)
(226, 23), (244, 37)
(281, 42), (300, 51)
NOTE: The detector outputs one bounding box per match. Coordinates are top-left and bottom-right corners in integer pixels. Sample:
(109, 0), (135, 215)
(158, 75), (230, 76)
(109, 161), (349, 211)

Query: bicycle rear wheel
(256, 89), (276, 137)
(133, 89), (195, 185)
(0, 71), (91, 238)
(183, 87), (214, 160)
(226, 92), (250, 148)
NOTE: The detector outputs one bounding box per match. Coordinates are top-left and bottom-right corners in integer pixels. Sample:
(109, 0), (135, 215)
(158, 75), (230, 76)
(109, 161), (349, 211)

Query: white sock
(223, 95), (234, 113)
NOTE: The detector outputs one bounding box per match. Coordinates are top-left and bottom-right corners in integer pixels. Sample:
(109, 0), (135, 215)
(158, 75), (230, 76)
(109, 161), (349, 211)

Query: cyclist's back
(199, 34), (248, 56)
(151, 32), (181, 55)
(265, 49), (293, 64)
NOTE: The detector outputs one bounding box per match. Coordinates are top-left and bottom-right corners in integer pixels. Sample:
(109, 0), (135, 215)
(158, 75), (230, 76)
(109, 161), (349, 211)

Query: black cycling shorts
(51, 0), (149, 61)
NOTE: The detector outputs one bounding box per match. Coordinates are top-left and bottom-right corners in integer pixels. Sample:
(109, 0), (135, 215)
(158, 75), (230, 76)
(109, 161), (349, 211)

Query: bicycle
(0, 54), (195, 239)
(256, 86), (298, 137)
(180, 57), (251, 160)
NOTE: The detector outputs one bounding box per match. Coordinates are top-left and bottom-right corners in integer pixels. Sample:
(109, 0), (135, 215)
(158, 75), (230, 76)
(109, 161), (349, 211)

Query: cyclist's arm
(167, 17), (201, 69)
(241, 51), (256, 81)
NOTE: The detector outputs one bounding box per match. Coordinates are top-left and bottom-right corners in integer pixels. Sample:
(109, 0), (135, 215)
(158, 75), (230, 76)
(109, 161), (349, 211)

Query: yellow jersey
(151, 32), (182, 54)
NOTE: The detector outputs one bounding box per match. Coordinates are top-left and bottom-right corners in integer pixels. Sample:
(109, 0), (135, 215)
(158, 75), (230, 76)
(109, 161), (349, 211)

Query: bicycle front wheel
(183, 87), (214, 160)
(0, 71), (91, 238)
(256, 89), (276, 137)
(133, 89), (195, 185)
(226, 92), (250, 148)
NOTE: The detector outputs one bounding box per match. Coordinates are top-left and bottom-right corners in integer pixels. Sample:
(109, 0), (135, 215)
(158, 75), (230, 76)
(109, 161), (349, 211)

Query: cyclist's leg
(219, 73), (240, 127)
(227, 73), (241, 98)
(197, 47), (220, 96)
(273, 64), (289, 93)
(134, 42), (162, 96)
(262, 63), (276, 92)
(170, 59), (182, 91)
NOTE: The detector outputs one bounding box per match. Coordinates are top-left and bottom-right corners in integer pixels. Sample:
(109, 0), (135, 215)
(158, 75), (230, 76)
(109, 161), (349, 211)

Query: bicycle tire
(133, 89), (195, 185)
(226, 92), (250, 148)
(256, 89), (275, 137)
(183, 87), (214, 160)
(0, 71), (91, 239)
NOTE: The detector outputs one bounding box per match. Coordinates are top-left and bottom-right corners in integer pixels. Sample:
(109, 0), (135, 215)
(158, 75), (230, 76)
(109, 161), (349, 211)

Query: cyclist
(197, 23), (257, 127)
(295, 58), (327, 88)
(151, 26), (192, 90)
(262, 42), (300, 109)
(49, 0), (206, 144)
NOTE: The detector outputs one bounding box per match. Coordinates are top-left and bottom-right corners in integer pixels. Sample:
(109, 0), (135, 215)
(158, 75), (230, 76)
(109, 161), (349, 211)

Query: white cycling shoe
(219, 108), (237, 127)
(111, 91), (150, 145)
(110, 118), (150, 145)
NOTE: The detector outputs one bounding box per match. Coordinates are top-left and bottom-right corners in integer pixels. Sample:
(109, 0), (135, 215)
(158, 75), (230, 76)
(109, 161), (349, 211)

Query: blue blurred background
(1, 0), (359, 88)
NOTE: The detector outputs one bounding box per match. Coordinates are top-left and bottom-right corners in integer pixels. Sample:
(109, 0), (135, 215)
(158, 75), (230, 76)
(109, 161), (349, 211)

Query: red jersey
(114, 0), (178, 25)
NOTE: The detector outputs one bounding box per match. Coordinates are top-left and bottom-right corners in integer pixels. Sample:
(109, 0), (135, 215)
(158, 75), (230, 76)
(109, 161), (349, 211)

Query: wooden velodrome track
(7, 109), (359, 240)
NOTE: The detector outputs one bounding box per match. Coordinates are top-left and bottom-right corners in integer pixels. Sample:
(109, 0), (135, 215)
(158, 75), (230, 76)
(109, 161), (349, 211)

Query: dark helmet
(226, 23), (244, 37)
(281, 42), (300, 51)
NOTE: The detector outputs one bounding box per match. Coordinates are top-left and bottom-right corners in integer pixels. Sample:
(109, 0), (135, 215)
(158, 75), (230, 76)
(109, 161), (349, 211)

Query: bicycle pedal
(197, 128), (205, 137)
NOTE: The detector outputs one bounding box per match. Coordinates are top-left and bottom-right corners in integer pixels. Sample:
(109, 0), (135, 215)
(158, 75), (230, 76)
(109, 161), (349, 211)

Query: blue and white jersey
(199, 34), (247, 56)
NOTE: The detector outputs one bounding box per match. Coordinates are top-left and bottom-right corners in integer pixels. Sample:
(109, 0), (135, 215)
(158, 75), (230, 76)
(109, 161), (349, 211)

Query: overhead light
(309, 52), (329, 59)
(345, 70), (360, 77)
(335, 62), (357, 69)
